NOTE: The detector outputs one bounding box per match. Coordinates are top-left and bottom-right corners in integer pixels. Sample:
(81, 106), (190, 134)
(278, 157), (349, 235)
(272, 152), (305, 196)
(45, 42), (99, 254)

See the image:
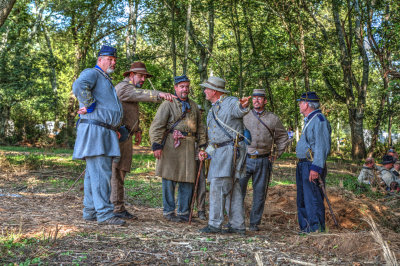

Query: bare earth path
(1, 148), (399, 265)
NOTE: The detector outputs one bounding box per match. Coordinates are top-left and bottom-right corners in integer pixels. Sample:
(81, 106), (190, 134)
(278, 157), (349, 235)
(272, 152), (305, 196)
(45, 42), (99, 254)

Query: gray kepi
(200, 76), (230, 93)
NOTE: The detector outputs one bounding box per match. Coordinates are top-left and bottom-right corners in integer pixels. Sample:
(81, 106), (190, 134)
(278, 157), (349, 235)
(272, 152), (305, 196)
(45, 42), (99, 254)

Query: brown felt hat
(123, 62), (153, 78)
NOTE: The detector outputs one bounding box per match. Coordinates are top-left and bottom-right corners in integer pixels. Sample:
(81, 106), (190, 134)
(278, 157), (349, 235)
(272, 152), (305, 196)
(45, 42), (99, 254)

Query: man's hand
(309, 170), (319, 183)
(159, 92), (177, 102)
(77, 106), (87, 115)
(269, 155), (276, 163)
(198, 150), (208, 161)
(135, 131), (142, 145)
(154, 149), (162, 159)
(239, 96), (251, 108)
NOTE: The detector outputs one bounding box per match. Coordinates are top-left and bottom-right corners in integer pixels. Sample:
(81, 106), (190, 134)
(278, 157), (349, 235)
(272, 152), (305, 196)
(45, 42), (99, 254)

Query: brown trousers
(111, 166), (127, 213)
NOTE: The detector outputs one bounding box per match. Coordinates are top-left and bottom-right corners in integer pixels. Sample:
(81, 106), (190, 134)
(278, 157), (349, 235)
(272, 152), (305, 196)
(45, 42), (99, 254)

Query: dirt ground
(1, 148), (400, 265)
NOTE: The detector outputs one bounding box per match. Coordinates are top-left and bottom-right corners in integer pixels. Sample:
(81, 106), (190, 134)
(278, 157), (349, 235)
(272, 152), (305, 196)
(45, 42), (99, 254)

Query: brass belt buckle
(249, 155), (257, 159)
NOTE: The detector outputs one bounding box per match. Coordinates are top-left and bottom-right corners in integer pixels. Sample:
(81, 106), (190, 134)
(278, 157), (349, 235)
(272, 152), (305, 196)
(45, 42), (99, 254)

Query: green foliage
(125, 177), (162, 208)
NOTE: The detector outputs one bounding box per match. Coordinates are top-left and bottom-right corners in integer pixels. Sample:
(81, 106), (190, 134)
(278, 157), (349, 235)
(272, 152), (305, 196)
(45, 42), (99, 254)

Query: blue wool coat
(296, 109), (331, 173)
(206, 95), (249, 180)
(72, 68), (123, 160)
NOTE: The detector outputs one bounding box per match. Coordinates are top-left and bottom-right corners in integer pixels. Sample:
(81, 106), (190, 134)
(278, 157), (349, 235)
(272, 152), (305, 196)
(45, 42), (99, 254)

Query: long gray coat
(72, 68), (123, 160)
(206, 95), (249, 180)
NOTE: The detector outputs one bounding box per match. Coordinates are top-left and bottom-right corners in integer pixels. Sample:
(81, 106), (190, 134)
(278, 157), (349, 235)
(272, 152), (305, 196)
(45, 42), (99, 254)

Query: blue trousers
(162, 179), (193, 216)
(83, 156), (115, 222)
(296, 161), (326, 233)
(239, 156), (271, 225)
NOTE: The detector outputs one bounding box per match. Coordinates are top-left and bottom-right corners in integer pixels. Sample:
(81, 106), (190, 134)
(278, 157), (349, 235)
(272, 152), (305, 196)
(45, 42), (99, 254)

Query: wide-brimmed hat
(98, 45), (117, 58)
(123, 62), (153, 77)
(381, 155), (396, 165)
(297, 91), (320, 102)
(200, 76), (230, 93)
(252, 89), (266, 97)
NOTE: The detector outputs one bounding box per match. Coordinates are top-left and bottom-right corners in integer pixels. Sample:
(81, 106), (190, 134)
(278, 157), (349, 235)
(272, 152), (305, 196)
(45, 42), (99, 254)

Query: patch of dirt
(1, 155), (400, 265)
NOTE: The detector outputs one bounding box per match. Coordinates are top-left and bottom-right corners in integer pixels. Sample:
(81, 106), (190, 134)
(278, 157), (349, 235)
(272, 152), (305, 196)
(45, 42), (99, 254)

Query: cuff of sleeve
(199, 144), (207, 149)
(152, 143), (163, 151)
(310, 164), (324, 174)
(86, 101), (96, 113)
(239, 104), (249, 112)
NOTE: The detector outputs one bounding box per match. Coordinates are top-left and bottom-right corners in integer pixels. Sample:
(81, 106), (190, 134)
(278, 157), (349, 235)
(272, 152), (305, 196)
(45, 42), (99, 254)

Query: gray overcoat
(72, 68), (123, 160)
(206, 95), (250, 180)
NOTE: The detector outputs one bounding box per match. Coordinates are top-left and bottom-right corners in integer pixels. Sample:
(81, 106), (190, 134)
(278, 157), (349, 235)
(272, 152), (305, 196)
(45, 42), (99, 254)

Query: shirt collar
(304, 109), (321, 123)
(95, 65), (112, 79)
(212, 94), (226, 106)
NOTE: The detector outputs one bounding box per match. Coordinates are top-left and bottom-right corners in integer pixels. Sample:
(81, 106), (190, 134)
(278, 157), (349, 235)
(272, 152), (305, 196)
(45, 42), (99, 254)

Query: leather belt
(79, 119), (119, 131)
(247, 153), (270, 159)
(213, 137), (244, 149)
(298, 158), (311, 162)
(169, 131), (196, 137)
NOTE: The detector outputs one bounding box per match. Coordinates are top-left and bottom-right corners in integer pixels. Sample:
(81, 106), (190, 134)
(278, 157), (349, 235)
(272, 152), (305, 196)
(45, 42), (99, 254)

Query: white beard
(106, 67), (114, 74)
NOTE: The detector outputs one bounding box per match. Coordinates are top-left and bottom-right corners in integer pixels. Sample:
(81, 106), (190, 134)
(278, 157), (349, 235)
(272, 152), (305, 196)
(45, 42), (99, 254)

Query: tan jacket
(149, 98), (207, 183)
(243, 110), (288, 157)
(114, 78), (162, 172)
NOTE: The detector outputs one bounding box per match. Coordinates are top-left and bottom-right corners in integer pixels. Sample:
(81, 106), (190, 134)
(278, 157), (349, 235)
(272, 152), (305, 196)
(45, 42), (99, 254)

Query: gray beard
(106, 67), (114, 74)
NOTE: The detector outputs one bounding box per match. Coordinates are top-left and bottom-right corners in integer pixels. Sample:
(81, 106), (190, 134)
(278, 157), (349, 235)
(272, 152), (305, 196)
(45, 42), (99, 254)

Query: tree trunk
(170, 0), (177, 76)
(126, 0), (139, 63)
(0, 0), (16, 28)
(182, 0), (191, 75)
(230, 0), (243, 96)
(43, 25), (58, 120)
(331, 0), (367, 159)
(368, 92), (386, 155)
(0, 104), (10, 143)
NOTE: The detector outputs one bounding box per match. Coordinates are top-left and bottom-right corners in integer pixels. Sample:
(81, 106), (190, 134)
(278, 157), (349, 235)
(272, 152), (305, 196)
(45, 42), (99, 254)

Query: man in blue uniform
(73, 45), (125, 226)
(295, 91), (331, 233)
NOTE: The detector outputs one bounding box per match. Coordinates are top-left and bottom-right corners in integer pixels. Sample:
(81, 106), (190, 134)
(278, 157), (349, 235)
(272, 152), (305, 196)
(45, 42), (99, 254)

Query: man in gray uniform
(198, 76), (251, 234)
(296, 91), (331, 233)
(241, 89), (288, 231)
(378, 155), (400, 190)
(357, 157), (376, 185)
(73, 45), (125, 226)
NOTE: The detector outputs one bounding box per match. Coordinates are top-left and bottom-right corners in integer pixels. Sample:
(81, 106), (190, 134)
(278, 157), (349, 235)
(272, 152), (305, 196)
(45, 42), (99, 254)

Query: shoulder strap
(211, 109), (234, 140)
(252, 110), (274, 137)
(161, 110), (188, 146)
(93, 67), (114, 86)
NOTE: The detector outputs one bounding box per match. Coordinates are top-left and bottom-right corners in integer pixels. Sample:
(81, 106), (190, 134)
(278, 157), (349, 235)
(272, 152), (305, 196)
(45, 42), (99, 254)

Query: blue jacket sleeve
(310, 119), (331, 174)
(72, 69), (97, 107)
(227, 97), (250, 119)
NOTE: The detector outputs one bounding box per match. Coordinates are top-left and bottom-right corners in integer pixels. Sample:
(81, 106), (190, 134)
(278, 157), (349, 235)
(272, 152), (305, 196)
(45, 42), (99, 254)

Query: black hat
(297, 91), (320, 102)
(174, 75), (190, 85)
(98, 45), (117, 58)
(381, 155), (396, 165)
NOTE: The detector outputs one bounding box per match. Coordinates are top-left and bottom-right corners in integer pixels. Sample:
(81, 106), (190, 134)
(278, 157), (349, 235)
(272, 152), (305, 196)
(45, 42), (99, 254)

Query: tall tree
(0, 0), (16, 28)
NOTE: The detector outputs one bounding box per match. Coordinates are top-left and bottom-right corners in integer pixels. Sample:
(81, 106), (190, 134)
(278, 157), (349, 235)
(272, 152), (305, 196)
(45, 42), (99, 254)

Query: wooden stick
(189, 160), (203, 224)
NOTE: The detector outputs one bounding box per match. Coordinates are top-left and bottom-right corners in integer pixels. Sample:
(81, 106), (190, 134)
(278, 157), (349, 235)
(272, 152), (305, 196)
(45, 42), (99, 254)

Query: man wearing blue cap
(296, 91), (331, 233)
(149, 75), (207, 222)
(73, 45), (125, 226)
